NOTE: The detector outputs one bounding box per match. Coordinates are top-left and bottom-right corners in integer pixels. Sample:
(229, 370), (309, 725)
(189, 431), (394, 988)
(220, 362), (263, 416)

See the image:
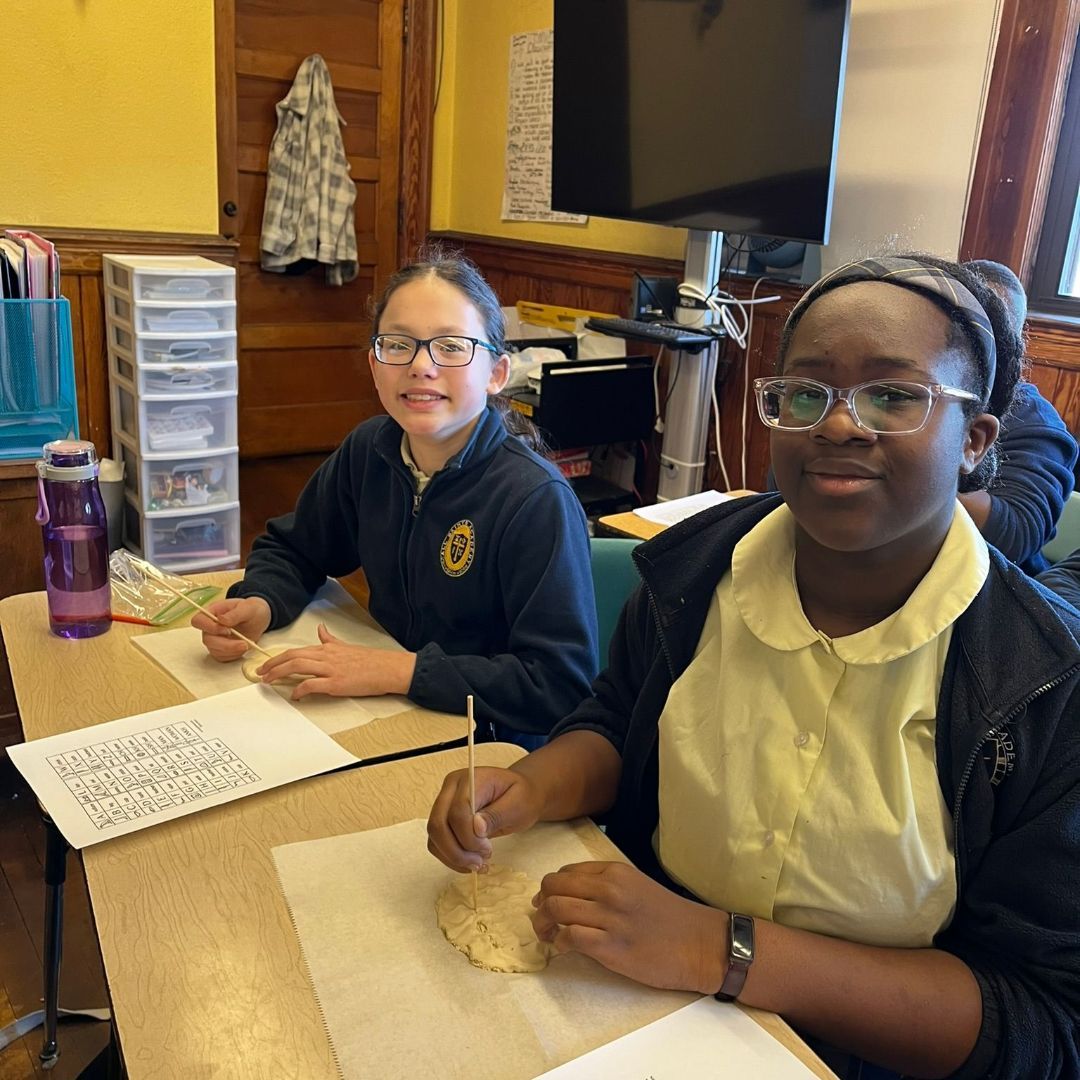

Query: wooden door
(215, 0), (434, 552)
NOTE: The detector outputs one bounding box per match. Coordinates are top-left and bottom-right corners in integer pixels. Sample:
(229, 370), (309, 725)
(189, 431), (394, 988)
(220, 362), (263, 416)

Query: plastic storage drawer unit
(112, 381), (238, 454)
(115, 435), (239, 512)
(106, 291), (237, 335)
(123, 496), (240, 572)
(106, 320), (237, 367)
(103, 254), (236, 303)
(108, 345), (238, 397)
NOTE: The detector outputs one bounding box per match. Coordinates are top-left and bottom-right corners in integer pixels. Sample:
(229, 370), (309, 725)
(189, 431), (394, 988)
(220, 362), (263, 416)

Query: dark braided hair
(776, 253), (1023, 491)
(369, 244), (546, 453)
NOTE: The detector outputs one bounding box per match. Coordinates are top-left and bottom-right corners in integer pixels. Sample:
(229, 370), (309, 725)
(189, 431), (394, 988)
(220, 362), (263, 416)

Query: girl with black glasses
(194, 249), (597, 746)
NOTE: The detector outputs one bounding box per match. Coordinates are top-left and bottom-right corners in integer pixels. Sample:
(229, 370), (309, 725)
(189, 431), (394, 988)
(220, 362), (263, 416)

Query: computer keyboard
(585, 317), (717, 350)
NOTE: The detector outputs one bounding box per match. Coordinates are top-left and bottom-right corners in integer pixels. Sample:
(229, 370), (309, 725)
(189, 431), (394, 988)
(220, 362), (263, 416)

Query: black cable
(432, 0), (446, 115)
(667, 351), (683, 400)
(709, 233), (749, 299)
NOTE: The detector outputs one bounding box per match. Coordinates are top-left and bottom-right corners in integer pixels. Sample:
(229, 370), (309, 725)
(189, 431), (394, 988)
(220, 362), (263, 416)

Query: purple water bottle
(35, 439), (111, 639)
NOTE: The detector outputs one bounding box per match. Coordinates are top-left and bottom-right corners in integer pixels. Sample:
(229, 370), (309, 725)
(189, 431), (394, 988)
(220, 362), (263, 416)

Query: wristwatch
(714, 912), (755, 1002)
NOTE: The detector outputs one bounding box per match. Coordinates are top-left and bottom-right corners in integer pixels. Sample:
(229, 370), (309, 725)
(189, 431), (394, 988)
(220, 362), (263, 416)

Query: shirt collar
(400, 435), (431, 485)
(732, 503), (990, 664)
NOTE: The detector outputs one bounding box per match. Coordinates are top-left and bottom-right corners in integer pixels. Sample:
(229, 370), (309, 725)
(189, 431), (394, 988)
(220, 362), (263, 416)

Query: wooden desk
(599, 490), (756, 541)
(1, 580), (830, 1078)
(81, 744), (830, 1078)
(0, 571), (465, 759)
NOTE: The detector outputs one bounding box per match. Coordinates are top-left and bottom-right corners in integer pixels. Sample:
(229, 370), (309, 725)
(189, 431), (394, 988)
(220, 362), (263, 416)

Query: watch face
(731, 913), (755, 965)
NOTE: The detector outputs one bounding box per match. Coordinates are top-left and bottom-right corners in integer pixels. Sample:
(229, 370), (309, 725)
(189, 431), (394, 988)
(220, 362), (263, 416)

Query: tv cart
(587, 230), (724, 501)
(655, 229), (723, 500)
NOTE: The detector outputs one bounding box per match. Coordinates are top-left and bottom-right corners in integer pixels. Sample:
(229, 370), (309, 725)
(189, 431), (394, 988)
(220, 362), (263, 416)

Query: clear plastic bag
(109, 550), (220, 625)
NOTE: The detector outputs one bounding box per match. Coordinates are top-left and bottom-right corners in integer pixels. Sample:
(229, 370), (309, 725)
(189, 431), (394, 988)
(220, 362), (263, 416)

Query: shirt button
(794, 731), (810, 748)
(764, 830), (775, 847)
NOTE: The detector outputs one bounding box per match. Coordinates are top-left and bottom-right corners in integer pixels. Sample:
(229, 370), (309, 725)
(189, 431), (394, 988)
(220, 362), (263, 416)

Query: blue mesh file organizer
(0, 299), (79, 459)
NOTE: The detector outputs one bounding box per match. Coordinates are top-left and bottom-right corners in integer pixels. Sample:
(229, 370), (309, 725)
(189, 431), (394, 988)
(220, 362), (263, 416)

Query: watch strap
(715, 912), (755, 1002)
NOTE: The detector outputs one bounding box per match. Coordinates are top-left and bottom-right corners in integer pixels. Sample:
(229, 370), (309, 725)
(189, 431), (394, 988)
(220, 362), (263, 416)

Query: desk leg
(40, 813), (67, 1069)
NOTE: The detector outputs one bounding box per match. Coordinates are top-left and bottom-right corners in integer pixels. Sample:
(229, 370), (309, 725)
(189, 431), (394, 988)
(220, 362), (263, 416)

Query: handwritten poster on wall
(502, 29), (587, 224)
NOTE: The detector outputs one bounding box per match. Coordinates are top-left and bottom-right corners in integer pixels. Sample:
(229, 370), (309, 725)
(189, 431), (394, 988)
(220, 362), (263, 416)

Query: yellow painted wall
(1, 1), (218, 235)
(430, 0), (685, 261)
(432, 0), (999, 269)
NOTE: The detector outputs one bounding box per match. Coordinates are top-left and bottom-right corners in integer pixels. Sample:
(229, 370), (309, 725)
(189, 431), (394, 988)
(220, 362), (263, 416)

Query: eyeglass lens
(374, 335), (475, 366)
(762, 380), (933, 433)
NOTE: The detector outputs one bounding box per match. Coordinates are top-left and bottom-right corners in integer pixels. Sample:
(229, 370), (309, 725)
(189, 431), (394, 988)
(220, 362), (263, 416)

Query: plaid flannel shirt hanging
(260, 54), (359, 286)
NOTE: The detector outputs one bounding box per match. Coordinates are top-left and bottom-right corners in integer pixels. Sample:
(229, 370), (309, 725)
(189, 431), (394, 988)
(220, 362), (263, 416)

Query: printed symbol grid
(47, 721), (261, 832)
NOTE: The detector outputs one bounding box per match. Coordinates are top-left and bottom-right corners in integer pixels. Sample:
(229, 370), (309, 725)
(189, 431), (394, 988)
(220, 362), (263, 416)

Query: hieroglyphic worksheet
(10, 683), (358, 848)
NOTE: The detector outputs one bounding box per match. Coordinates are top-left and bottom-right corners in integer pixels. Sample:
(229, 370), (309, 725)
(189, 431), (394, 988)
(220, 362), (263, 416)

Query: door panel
(230, 0), (403, 465)
(235, 2), (382, 64)
(217, 0), (433, 556)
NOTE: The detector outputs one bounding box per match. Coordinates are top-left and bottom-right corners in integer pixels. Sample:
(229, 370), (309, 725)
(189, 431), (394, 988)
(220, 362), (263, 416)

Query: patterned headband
(786, 256), (997, 391)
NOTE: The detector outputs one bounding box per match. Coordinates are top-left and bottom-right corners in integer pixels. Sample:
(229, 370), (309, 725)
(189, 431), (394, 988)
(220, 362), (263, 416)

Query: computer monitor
(511, 356), (656, 450)
(552, 0), (850, 246)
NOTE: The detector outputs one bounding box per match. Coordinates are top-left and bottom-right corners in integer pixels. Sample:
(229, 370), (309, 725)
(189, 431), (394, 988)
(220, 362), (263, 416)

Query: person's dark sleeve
(227, 433), (363, 628)
(939, 682), (1080, 1079)
(408, 480), (598, 736)
(981, 385), (1077, 569)
(1036, 550), (1080, 610)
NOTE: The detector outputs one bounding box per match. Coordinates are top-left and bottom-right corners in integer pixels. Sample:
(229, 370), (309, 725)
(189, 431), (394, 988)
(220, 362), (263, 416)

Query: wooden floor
(0, 757), (112, 1079)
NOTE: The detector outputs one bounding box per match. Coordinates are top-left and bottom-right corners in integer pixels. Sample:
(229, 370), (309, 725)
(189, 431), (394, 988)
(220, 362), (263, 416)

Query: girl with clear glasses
(427, 254), (1080, 1077)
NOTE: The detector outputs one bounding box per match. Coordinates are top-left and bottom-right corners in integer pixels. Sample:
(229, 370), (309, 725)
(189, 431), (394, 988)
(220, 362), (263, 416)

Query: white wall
(823, 0), (1000, 271)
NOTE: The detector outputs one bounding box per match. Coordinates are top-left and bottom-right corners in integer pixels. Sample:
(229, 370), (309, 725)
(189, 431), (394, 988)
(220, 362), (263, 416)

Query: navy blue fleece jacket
(230, 407), (598, 738)
(981, 382), (1076, 573)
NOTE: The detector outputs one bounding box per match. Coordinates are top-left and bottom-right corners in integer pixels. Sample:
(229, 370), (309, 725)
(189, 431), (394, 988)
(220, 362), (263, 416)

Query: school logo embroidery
(440, 519), (476, 578)
(982, 730), (1016, 787)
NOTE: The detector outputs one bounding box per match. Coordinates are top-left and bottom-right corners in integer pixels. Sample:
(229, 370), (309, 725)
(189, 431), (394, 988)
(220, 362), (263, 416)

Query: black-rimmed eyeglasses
(371, 334), (500, 368)
(754, 377), (981, 435)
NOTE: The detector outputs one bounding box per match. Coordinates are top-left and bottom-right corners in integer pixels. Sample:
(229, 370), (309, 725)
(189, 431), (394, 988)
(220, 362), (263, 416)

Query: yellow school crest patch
(440, 519), (476, 578)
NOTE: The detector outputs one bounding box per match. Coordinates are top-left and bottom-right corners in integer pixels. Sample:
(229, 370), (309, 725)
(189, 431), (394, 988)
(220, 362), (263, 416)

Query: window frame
(1029, 29), (1080, 318)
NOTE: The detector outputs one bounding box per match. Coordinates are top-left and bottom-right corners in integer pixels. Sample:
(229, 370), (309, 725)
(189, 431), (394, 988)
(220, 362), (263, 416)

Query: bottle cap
(38, 439), (100, 481)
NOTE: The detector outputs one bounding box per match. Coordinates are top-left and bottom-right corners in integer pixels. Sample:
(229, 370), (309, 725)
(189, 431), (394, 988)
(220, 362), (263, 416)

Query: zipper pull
(412, 491), (422, 517)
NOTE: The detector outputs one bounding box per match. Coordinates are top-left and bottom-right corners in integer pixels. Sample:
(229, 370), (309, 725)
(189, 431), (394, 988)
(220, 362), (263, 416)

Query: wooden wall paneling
(961, 0), (1080, 278)
(78, 275), (109, 454)
(216, 0), (240, 237)
(399, 0), (437, 262)
(376, 0), (405, 286)
(435, 231), (684, 315)
(1025, 320), (1080, 437)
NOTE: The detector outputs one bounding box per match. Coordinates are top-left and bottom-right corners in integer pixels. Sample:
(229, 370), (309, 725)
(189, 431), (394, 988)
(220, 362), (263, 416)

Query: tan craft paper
(272, 819), (696, 1079)
(133, 580), (413, 735)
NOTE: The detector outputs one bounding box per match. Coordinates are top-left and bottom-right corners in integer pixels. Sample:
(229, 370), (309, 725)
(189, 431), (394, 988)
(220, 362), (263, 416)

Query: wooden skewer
(467, 694), (478, 912)
(146, 566), (275, 660)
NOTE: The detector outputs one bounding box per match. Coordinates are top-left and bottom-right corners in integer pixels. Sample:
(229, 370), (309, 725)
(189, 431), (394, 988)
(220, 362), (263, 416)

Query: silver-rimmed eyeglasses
(753, 377), (981, 435)
(371, 334), (500, 368)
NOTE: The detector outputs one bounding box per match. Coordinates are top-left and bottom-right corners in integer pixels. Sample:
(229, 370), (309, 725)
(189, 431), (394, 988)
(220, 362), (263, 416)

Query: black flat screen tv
(552, 0), (850, 245)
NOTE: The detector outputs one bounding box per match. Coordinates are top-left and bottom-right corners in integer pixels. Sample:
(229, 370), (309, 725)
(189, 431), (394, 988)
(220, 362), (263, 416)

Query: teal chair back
(1043, 490), (1080, 564)
(590, 537), (641, 665)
